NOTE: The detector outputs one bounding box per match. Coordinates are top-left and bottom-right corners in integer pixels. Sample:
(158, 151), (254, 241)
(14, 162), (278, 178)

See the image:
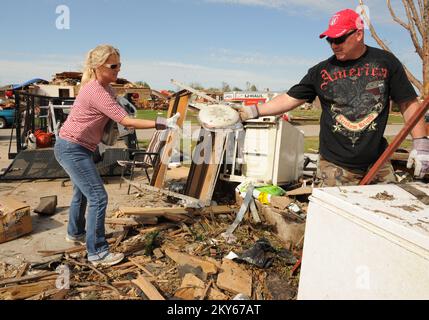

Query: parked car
(0, 108), (16, 129)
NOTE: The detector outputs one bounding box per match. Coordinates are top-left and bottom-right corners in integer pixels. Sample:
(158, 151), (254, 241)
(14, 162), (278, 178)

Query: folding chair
(118, 130), (165, 194)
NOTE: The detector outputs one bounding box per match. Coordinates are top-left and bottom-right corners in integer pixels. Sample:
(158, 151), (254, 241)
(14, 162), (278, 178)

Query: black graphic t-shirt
(288, 46), (417, 169)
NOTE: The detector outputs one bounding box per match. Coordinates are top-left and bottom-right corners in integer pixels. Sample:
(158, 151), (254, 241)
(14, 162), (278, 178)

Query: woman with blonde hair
(54, 44), (177, 266)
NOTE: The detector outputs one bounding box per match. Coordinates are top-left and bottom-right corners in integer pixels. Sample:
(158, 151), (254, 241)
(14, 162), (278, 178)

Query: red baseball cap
(319, 9), (364, 39)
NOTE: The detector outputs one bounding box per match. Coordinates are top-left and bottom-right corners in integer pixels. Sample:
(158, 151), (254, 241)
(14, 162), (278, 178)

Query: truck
(223, 91), (282, 106)
(0, 108), (15, 129)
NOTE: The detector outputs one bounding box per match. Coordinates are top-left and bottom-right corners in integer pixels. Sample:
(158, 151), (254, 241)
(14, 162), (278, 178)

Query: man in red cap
(239, 8), (429, 186)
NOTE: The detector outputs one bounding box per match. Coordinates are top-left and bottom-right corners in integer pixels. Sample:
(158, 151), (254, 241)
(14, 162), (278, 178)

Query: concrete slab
(0, 175), (172, 267)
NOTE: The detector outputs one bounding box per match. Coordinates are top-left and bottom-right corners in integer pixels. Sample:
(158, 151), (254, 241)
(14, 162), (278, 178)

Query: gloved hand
(238, 105), (259, 122)
(155, 112), (181, 130)
(407, 137), (429, 179)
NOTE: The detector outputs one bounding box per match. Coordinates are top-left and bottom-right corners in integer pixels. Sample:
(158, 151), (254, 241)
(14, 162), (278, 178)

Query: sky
(0, 0), (423, 91)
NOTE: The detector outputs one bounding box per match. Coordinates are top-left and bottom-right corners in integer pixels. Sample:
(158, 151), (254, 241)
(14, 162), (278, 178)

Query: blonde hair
(81, 44), (120, 86)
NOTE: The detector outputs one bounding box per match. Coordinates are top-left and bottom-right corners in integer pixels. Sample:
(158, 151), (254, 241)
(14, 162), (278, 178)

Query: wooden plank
(185, 128), (227, 203)
(120, 207), (191, 223)
(174, 273), (227, 300)
(129, 257), (155, 278)
(198, 205), (237, 215)
(105, 218), (139, 226)
(0, 271), (57, 286)
(138, 223), (179, 235)
(119, 204), (235, 218)
(164, 247), (218, 276)
(0, 280), (56, 300)
(174, 273), (203, 300)
(120, 207), (188, 216)
(270, 196), (293, 210)
(152, 90), (191, 188)
(286, 186), (313, 196)
(131, 275), (165, 300)
(216, 259), (252, 297)
(126, 179), (207, 207)
(185, 128), (210, 198)
(198, 131), (228, 202)
(38, 238), (116, 257)
(16, 262), (30, 278)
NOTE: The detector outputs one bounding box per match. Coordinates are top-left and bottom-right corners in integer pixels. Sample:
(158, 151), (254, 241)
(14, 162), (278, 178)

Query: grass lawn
(136, 109), (200, 125)
(137, 108), (405, 126)
(136, 108), (410, 154)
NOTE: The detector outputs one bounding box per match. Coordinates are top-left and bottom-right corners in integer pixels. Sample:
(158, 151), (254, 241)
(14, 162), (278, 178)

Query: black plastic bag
(236, 238), (275, 268)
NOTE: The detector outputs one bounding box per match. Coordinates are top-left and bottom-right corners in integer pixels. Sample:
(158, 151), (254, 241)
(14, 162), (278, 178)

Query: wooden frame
(185, 128), (228, 203)
(150, 89), (191, 188)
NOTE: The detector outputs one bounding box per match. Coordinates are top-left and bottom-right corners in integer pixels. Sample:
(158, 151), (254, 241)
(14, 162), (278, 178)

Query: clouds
(204, 0), (353, 14)
(0, 1), (418, 91)
(202, 0), (399, 24)
(122, 59), (295, 91)
(0, 52), (83, 86)
(0, 53), (296, 91)
(208, 48), (316, 67)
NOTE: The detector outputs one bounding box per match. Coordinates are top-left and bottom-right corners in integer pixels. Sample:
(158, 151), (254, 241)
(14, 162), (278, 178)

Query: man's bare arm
(400, 98), (427, 138)
(258, 93), (307, 116)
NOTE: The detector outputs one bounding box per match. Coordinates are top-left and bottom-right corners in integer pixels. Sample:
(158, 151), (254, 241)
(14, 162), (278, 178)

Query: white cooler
(298, 183), (429, 300)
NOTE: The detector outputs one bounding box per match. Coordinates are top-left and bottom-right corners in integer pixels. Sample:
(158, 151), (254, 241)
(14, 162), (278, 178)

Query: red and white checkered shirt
(59, 80), (128, 151)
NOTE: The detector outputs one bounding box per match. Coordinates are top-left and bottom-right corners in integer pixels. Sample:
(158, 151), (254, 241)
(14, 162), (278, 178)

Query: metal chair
(118, 130), (165, 194)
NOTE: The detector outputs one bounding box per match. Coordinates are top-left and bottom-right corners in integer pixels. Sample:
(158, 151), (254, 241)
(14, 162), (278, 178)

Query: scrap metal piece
(398, 184), (429, 205)
(221, 185), (254, 241)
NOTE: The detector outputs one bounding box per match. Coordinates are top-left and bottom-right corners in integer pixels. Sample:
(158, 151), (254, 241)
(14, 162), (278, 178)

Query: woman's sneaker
(90, 252), (124, 267)
(65, 234), (86, 246)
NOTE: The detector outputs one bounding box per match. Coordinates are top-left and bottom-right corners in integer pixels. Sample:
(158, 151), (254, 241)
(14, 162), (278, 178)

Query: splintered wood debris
(0, 199), (304, 300)
(371, 191), (395, 201)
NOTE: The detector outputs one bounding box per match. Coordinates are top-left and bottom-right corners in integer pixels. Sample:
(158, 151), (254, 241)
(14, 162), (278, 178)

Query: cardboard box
(0, 196), (32, 244)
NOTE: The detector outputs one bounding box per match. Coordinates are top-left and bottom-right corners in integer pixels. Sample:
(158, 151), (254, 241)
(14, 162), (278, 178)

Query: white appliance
(220, 116), (304, 185)
(298, 183), (429, 300)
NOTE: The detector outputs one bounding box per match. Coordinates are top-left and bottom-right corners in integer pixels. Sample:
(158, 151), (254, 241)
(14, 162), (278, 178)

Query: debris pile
(0, 186), (307, 300)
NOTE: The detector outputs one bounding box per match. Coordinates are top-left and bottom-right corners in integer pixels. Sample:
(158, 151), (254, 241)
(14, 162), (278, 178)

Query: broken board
(151, 89), (191, 188)
(185, 128), (228, 203)
(216, 259), (252, 297)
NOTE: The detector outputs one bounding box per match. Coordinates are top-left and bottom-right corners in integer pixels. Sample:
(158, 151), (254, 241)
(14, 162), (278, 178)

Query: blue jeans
(54, 137), (109, 261)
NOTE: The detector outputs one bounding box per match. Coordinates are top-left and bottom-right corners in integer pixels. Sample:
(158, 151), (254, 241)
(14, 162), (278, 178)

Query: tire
(0, 117), (7, 129)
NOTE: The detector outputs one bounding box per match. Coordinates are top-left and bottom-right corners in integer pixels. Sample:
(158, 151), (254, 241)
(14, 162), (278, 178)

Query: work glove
(155, 112), (181, 130)
(407, 137), (429, 179)
(238, 105), (259, 122)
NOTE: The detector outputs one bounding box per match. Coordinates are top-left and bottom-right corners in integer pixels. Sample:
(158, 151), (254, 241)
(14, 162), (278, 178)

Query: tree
(245, 81), (251, 91)
(359, 0), (428, 98)
(250, 84), (258, 91)
(134, 81), (150, 88)
(221, 82), (231, 92)
(232, 86), (243, 91)
(207, 87), (220, 92)
(190, 82), (205, 90)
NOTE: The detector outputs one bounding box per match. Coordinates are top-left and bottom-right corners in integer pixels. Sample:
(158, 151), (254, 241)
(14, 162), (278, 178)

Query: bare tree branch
(359, 0), (423, 92)
(387, 0), (409, 29)
(423, 0), (429, 96)
(417, 0), (424, 19)
(406, 0), (424, 36)
(402, 0), (423, 58)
